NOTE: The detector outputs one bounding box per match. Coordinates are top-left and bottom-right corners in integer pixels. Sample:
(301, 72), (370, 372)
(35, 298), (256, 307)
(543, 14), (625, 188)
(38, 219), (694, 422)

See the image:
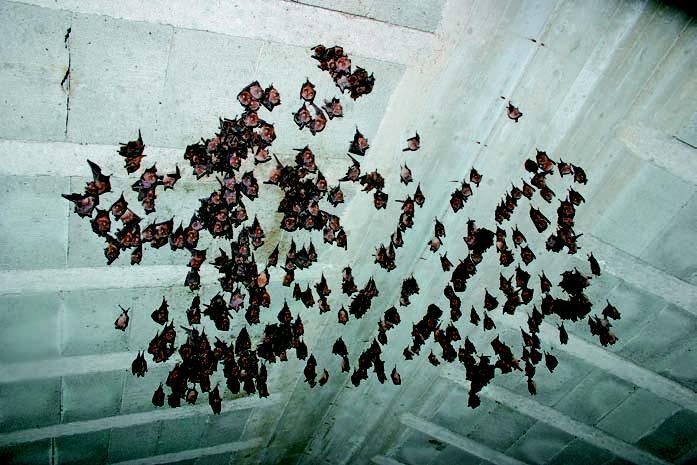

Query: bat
(390, 366), (401, 385)
(507, 102), (523, 122)
(63, 193), (99, 218)
(520, 246), (536, 265)
(131, 244), (142, 265)
(104, 234), (120, 264)
(400, 164), (413, 184)
(440, 253), (453, 272)
(348, 128), (369, 156)
(322, 97), (343, 119)
(527, 377), (536, 396)
(403, 133), (420, 152)
(428, 236), (442, 252)
(602, 301), (621, 320)
(186, 387), (198, 405)
(152, 384), (165, 407)
(340, 153), (361, 182)
(119, 130), (146, 174)
(161, 166), (181, 190)
(151, 297), (169, 325)
(469, 168), (482, 187)
(568, 188), (585, 206)
(484, 289), (498, 310)
(309, 104), (327, 135)
(470, 306), (480, 326)
(558, 159), (574, 177)
(300, 79), (316, 102)
(85, 160), (112, 196)
(318, 369), (329, 386)
(338, 306), (349, 324)
(114, 305), (129, 331)
(293, 103), (312, 129)
(535, 150), (556, 173)
(572, 164), (587, 184)
(539, 272), (552, 293)
(414, 184), (425, 207)
(559, 323), (568, 344)
(434, 218), (446, 238)
(588, 253), (600, 276)
(373, 191), (388, 210)
(131, 351), (148, 377)
(304, 354), (318, 387)
(483, 312), (496, 330)
(545, 352), (558, 373)
(428, 351), (440, 366)
(209, 385), (222, 414)
(91, 209), (111, 236)
(529, 206), (551, 233)
(262, 84), (281, 111)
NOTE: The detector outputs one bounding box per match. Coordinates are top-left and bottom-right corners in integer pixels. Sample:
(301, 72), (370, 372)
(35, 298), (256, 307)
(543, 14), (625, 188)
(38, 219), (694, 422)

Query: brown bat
(403, 132), (420, 152)
(152, 383), (165, 407)
(602, 301), (621, 320)
(338, 306), (349, 325)
(85, 160), (112, 196)
(63, 192), (99, 218)
(340, 153), (361, 182)
(131, 351), (148, 377)
(470, 306), (480, 326)
(469, 168), (482, 187)
(90, 209), (111, 236)
(318, 369), (329, 386)
(151, 297), (169, 325)
(391, 366), (402, 385)
(483, 312), (496, 331)
(507, 102), (523, 122)
(300, 79), (316, 102)
(588, 253), (601, 276)
(440, 254), (453, 272)
(520, 246), (536, 265)
(414, 184), (425, 207)
(535, 150), (556, 173)
(529, 206), (551, 233)
(114, 305), (129, 331)
(428, 351), (440, 366)
(572, 164), (587, 184)
(545, 352), (558, 373)
(568, 188), (585, 206)
(559, 323), (569, 344)
(161, 166), (181, 190)
(262, 84), (281, 111)
(348, 128), (369, 156)
(119, 130), (146, 174)
(484, 289), (498, 310)
(322, 97), (343, 119)
(209, 385), (222, 414)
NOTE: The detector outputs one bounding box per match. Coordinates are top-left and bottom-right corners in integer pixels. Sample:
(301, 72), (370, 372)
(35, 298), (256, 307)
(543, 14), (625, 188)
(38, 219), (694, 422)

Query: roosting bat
(114, 305), (129, 331)
(403, 133), (420, 152)
(507, 102), (523, 122)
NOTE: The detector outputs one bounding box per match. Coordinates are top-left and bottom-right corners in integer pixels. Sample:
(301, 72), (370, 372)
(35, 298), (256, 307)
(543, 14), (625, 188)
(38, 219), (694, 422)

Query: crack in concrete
(62, 24), (72, 137)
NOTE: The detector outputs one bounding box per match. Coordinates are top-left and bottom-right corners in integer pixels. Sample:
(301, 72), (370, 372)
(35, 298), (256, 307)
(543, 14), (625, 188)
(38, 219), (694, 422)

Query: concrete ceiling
(1, 1), (696, 464)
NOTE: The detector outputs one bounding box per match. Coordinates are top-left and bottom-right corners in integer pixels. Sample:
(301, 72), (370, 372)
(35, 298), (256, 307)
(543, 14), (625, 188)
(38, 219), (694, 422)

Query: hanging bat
(209, 385), (222, 414)
(535, 150), (556, 173)
(428, 236), (442, 252)
(309, 104), (327, 135)
(414, 184), (425, 207)
(119, 130), (146, 174)
(300, 79), (316, 102)
(470, 306), (480, 326)
(338, 306), (349, 324)
(161, 165), (181, 190)
(384, 366), (400, 387)
(403, 132), (420, 152)
(602, 301), (621, 320)
(391, 228), (404, 249)
(318, 369), (329, 386)
(484, 289), (498, 310)
(339, 153), (361, 182)
(469, 168), (482, 187)
(559, 323), (568, 344)
(328, 184), (345, 207)
(322, 97), (343, 119)
(544, 352), (558, 373)
(558, 159), (574, 177)
(572, 164), (587, 184)
(90, 209), (111, 236)
(400, 164), (413, 185)
(529, 206), (551, 233)
(348, 128), (369, 156)
(525, 159), (539, 173)
(104, 234), (120, 264)
(527, 377), (536, 396)
(152, 383), (165, 407)
(84, 160), (112, 196)
(507, 102), (523, 122)
(483, 313), (496, 330)
(588, 253), (600, 276)
(568, 188), (585, 206)
(114, 305), (129, 331)
(520, 246), (536, 265)
(185, 386), (198, 405)
(151, 297), (169, 325)
(131, 351), (148, 377)
(373, 190), (388, 210)
(428, 351), (440, 366)
(63, 193), (99, 218)
(293, 103), (312, 129)
(440, 254), (453, 272)
(262, 84), (281, 111)
(434, 218), (446, 238)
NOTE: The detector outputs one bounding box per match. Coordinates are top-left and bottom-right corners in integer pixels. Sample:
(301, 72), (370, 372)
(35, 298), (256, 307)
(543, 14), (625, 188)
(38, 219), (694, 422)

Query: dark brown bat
(588, 253), (601, 276)
(559, 323), (568, 344)
(104, 234), (120, 264)
(469, 168), (482, 187)
(322, 97), (343, 119)
(131, 351), (148, 377)
(414, 184), (425, 207)
(434, 218), (446, 238)
(529, 206), (551, 233)
(348, 128), (369, 156)
(572, 164), (587, 184)
(602, 301), (621, 320)
(85, 160), (112, 196)
(428, 351), (440, 366)
(483, 312), (496, 331)
(535, 150), (556, 173)
(507, 102), (523, 122)
(293, 103), (312, 129)
(520, 246), (536, 265)
(151, 297), (169, 325)
(373, 191), (388, 210)
(340, 153), (361, 182)
(568, 188), (585, 206)
(440, 254), (453, 272)
(338, 306), (349, 325)
(544, 352), (558, 373)
(119, 130), (146, 174)
(209, 385), (222, 414)
(114, 305), (129, 331)
(527, 377), (536, 396)
(470, 306), (480, 326)
(90, 209), (111, 237)
(262, 84), (281, 111)
(161, 165), (181, 190)
(152, 383), (165, 407)
(391, 366), (401, 385)
(403, 132), (420, 152)
(484, 289), (498, 310)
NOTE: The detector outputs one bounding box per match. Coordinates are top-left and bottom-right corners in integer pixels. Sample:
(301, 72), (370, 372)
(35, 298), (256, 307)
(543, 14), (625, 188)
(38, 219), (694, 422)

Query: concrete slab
(61, 370), (124, 423)
(0, 292), (61, 363)
(55, 430), (109, 465)
(0, 378), (61, 433)
(0, 1), (71, 142)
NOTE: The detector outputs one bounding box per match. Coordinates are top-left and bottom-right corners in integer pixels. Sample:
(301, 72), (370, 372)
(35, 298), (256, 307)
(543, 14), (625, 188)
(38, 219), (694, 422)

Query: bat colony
(64, 44), (619, 414)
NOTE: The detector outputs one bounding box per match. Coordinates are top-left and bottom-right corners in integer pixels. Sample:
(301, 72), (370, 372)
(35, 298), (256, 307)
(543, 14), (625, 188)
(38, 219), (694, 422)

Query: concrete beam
(494, 311), (697, 414)
(11, 0), (436, 65)
(109, 438), (262, 465)
(583, 234), (697, 316)
(443, 368), (671, 465)
(0, 395), (279, 447)
(619, 123), (697, 185)
(371, 455), (407, 465)
(400, 413), (531, 465)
